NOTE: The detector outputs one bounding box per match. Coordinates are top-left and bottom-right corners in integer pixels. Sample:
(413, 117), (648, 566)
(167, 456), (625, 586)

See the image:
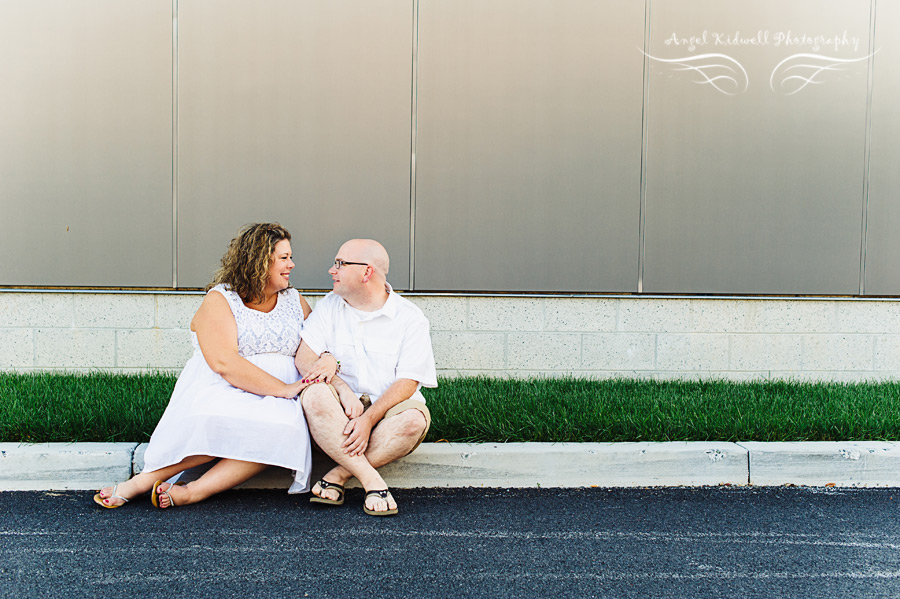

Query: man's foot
(363, 489), (398, 516)
(152, 481), (187, 509)
(310, 479), (345, 505)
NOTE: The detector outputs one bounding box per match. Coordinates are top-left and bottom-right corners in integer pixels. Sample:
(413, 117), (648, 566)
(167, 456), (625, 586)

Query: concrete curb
(739, 441), (900, 487)
(2, 441), (898, 491)
(0, 443), (137, 491)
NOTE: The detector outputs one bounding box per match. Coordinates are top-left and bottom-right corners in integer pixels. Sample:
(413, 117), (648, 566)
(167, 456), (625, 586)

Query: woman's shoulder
(207, 284), (243, 310)
(271, 287), (305, 315)
(207, 283), (231, 296)
(279, 287), (301, 305)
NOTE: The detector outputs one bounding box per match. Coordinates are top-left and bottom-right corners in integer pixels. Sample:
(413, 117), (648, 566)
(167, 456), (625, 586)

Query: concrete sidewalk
(3, 441), (900, 491)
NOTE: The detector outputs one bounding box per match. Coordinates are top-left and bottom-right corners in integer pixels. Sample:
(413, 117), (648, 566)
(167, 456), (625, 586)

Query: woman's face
(265, 239), (294, 294)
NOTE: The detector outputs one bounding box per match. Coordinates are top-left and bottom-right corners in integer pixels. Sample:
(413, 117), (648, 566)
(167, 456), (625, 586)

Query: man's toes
(313, 482), (341, 501)
(366, 496), (390, 512)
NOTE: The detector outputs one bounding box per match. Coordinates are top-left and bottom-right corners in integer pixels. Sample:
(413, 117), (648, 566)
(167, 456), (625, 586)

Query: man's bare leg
(155, 458), (270, 508)
(96, 454), (215, 507)
(302, 384), (397, 506)
(321, 407), (425, 473)
(313, 405), (427, 513)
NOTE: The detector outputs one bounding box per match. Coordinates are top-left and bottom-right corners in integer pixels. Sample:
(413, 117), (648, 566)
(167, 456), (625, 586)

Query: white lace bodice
(193, 284), (304, 358)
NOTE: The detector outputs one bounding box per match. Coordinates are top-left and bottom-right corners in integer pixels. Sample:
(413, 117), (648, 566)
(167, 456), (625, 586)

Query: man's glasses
(333, 259), (368, 270)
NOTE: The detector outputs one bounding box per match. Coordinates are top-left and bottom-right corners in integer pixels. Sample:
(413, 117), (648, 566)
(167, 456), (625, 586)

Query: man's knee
(392, 408), (427, 440)
(300, 383), (338, 416)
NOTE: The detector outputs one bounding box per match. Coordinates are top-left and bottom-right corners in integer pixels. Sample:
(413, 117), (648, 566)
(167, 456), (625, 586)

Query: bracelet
(320, 351), (340, 374)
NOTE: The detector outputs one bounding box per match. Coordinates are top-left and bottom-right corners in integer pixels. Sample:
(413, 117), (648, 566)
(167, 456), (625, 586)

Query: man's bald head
(339, 239), (390, 275)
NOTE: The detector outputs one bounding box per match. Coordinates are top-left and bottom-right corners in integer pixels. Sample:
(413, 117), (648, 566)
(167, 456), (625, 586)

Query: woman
(95, 223), (335, 508)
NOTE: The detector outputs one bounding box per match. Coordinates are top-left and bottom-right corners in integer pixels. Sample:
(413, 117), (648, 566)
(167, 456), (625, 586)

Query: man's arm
(341, 377), (418, 457)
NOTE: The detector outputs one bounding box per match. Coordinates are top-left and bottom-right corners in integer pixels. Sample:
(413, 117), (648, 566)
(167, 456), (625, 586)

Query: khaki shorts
(301, 383), (431, 455)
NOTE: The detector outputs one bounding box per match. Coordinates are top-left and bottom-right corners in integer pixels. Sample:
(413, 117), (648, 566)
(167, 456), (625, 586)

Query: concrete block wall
(423, 296), (900, 381)
(0, 292), (198, 372)
(2, 291), (899, 381)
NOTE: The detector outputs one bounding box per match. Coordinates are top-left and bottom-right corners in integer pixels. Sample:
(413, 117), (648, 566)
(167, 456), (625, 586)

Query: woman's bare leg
(155, 458), (270, 508)
(96, 455), (216, 507)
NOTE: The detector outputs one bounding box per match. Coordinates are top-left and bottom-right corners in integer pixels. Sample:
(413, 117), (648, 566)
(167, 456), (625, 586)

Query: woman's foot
(94, 480), (140, 508)
(363, 489), (398, 516)
(152, 481), (187, 509)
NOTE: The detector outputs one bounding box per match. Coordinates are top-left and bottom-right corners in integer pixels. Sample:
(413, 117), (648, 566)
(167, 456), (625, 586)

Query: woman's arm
(298, 293), (312, 320)
(191, 292), (307, 399)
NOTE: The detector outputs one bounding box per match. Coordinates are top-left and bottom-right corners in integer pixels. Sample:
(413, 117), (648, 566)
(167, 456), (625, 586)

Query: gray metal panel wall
(176, 0), (413, 290)
(413, 0), (645, 292)
(642, 0), (870, 294)
(864, 0), (900, 295)
(0, 1), (892, 296)
(0, 0), (173, 287)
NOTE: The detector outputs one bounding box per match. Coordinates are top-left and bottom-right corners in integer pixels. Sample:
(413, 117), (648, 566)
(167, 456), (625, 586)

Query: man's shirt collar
(339, 283), (398, 320)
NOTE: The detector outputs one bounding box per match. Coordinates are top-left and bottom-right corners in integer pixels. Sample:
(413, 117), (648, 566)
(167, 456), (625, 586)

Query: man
(295, 239), (437, 516)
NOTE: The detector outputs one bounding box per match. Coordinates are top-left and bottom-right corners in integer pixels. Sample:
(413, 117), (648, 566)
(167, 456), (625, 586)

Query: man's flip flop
(93, 483), (129, 509)
(151, 480), (185, 509)
(309, 479), (345, 506)
(363, 489), (398, 516)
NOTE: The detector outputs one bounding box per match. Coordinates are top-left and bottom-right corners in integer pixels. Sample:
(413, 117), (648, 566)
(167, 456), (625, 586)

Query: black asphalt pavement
(1, 487), (899, 598)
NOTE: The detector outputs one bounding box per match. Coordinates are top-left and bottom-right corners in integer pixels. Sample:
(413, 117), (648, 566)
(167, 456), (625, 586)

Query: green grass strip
(1, 373), (899, 443)
(0, 372), (175, 443)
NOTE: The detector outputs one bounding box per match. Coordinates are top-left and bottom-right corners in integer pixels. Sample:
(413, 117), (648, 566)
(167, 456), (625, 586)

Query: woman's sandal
(309, 479), (345, 506)
(363, 489), (398, 516)
(151, 480), (185, 509)
(93, 484), (130, 509)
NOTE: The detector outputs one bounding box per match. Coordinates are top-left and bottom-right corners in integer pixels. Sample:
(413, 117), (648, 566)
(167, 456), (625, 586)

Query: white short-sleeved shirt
(300, 285), (438, 404)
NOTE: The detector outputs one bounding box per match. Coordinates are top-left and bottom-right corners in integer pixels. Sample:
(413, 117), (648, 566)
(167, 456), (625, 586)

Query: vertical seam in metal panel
(859, 0), (877, 296)
(172, 0), (179, 289)
(408, 0), (419, 291)
(637, 0), (652, 294)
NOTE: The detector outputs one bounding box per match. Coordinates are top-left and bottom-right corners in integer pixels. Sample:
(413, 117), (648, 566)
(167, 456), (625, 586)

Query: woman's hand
(274, 379), (311, 399)
(303, 352), (338, 384)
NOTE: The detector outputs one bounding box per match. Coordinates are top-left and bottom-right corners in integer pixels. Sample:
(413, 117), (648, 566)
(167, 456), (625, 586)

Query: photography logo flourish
(642, 52), (749, 96)
(769, 52), (875, 95)
(643, 29), (874, 97)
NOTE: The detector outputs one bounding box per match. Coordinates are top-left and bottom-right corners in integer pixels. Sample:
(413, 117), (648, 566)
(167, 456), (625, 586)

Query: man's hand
(342, 415), (374, 456)
(337, 386), (364, 419)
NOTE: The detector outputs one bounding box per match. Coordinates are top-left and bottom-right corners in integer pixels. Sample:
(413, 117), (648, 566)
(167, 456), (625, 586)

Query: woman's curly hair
(207, 223), (292, 305)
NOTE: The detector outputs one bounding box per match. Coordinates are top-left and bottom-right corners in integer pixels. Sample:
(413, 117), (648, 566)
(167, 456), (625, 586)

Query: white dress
(141, 284), (311, 493)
